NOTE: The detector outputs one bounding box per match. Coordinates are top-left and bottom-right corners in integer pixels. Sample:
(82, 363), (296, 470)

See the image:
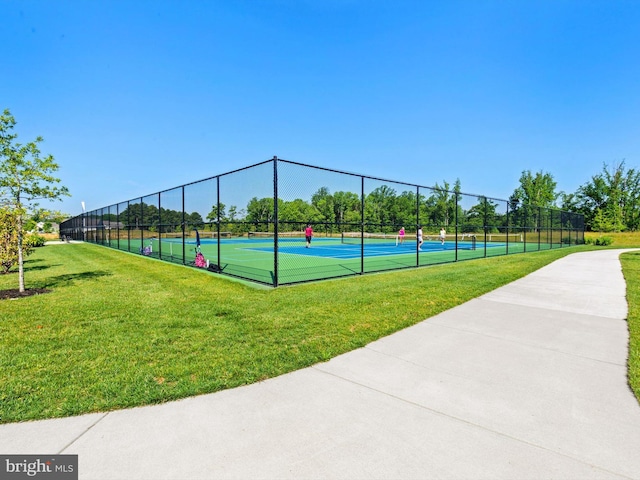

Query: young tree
(0, 109), (69, 292)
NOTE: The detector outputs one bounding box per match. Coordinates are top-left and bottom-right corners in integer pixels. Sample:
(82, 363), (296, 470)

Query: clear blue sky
(3, 0), (639, 216)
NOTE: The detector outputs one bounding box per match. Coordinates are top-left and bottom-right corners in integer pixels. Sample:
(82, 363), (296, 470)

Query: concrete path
(2, 249), (639, 479)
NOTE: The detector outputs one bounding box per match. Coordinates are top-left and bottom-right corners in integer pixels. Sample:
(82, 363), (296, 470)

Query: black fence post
(416, 186), (420, 267)
(116, 203), (120, 250)
(523, 205), (527, 253)
(181, 187), (185, 264)
(273, 156), (279, 287)
(455, 193), (459, 262)
(139, 199), (143, 255)
(504, 200), (509, 255)
(549, 208), (553, 250)
(536, 206), (540, 251)
(360, 176), (365, 275)
(217, 176), (221, 270)
(158, 193), (162, 259)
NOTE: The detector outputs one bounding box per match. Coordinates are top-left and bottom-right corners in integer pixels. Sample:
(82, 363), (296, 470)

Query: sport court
(137, 231), (529, 285)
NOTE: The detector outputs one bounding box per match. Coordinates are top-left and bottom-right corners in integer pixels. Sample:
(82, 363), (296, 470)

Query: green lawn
(1, 241), (638, 423)
(620, 251), (640, 402)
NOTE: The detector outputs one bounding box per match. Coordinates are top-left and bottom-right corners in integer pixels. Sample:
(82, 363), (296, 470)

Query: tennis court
(62, 157), (584, 286)
(129, 231), (528, 285)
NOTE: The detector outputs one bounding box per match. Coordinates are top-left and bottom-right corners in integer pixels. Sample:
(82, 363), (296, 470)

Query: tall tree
(332, 191), (360, 225)
(311, 187), (335, 224)
(426, 179), (460, 228)
(365, 185), (397, 228)
(512, 170), (558, 208)
(0, 109), (69, 292)
(575, 161), (640, 231)
(511, 170), (558, 233)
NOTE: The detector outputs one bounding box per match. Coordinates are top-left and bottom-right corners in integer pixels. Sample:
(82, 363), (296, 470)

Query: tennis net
(163, 231), (233, 240)
(341, 232), (416, 245)
(199, 231), (233, 239)
(248, 231), (306, 240)
(482, 233), (523, 243)
(341, 232), (524, 246)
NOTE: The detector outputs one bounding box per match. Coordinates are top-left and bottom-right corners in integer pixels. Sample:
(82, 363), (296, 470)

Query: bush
(25, 234), (46, 248)
(586, 235), (614, 246)
(0, 209), (35, 273)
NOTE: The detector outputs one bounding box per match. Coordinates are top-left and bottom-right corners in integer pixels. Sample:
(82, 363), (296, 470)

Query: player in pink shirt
(305, 224), (313, 248)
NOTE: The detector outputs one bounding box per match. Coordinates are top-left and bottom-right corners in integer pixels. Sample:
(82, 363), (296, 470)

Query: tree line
(83, 166), (628, 236)
(87, 176), (579, 239)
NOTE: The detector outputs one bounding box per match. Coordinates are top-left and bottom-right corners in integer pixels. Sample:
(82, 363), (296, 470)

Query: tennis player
(439, 227), (446, 245)
(398, 226), (405, 245)
(305, 224), (313, 248)
(417, 226), (423, 251)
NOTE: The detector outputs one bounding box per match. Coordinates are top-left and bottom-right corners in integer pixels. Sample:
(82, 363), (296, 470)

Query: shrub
(25, 234), (46, 248)
(589, 236), (614, 246)
(0, 208), (35, 273)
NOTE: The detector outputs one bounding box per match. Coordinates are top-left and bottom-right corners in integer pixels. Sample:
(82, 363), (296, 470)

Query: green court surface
(106, 233), (557, 285)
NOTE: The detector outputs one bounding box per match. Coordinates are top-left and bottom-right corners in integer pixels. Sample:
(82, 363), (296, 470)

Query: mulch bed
(0, 288), (51, 300)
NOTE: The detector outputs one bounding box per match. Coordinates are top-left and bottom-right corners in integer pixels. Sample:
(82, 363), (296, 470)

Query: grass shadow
(24, 258), (45, 265)
(35, 270), (112, 289)
(24, 263), (62, 272)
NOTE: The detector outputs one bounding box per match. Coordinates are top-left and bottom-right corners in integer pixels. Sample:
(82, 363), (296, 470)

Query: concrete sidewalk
(2, 249), (640, 479)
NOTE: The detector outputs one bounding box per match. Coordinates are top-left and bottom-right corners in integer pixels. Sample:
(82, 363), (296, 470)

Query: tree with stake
(0, 109), (70, 293)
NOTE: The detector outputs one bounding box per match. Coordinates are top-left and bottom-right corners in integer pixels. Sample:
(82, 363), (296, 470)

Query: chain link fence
(61, 157), (585, 286)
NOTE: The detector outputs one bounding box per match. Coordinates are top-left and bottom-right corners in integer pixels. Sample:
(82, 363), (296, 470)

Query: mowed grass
(620, 252), (640, 402)
(0, 240), (637, 423)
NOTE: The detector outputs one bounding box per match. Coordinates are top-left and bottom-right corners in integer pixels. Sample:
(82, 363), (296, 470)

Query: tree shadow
(1, 271), (112, 300)
(24, 258), (45, 264)
(2, 259), (62, 275)
(24, 263), (62, 272)
(35, 270), (112, 289)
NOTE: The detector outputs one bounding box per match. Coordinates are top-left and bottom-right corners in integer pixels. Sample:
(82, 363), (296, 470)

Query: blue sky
(3, 0), (639, 216)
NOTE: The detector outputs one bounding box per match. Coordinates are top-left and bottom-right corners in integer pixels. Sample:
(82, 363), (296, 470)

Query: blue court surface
(247, 240), (486, 260)
(158, 236), (505, 260)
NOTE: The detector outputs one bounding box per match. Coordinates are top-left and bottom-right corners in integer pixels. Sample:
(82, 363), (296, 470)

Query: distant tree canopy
(98, 202), (203, 233)
(232, 179), (515, 234)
